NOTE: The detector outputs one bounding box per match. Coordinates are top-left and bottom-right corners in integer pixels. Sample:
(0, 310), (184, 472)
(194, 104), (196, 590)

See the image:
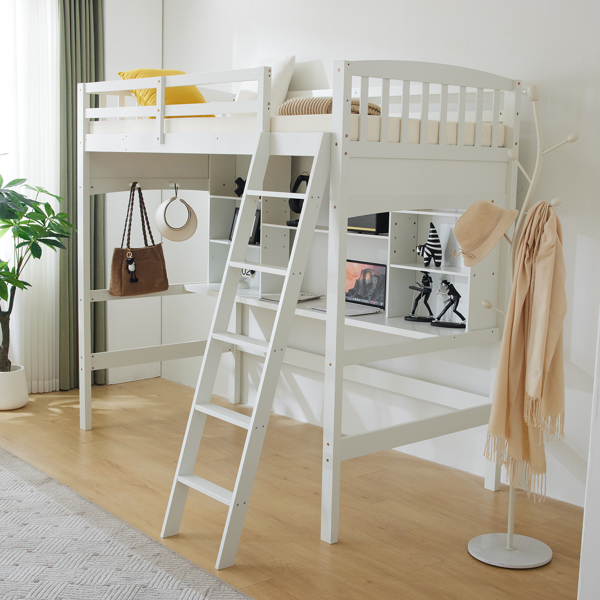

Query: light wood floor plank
(0, 378), (583, 599)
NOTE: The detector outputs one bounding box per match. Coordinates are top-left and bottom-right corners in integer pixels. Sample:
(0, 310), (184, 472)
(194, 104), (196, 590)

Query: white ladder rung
(229, 260), (287, 276)
(195, 403), (251, 429)
(213, 332), (269, 354)
(178, 475), (232, 505)
(246, 190), (306, 200)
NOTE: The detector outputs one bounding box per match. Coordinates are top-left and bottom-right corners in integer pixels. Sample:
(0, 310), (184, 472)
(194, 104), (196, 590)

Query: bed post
(77, 83), (93, 430)
(484, 79), (522, 490)
(321, 60), (352, 544)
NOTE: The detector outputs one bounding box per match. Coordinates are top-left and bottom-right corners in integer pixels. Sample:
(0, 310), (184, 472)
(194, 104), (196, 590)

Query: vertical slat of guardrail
(118, 93), (126, 120)
(420, 82), (430, 145)
(380, 78), (390, 143)
(99, 93), (106, 122)
(359, 76), (369, 143)
(156, 76), (165, 144)
(257, 66), (271, 133)
(491, 89), (501, 149)
(457, 85), (466, 147)
(439, 84), (448, 146)
(401, 80), (410, 144)
(474, 87), (484, 148)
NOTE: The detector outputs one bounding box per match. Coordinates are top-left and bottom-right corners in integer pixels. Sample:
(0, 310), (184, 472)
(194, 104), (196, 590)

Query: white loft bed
(78, 60), (520, 569)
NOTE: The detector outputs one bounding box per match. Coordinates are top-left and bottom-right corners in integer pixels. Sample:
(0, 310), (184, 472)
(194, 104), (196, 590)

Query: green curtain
(59, 0), (105, 389)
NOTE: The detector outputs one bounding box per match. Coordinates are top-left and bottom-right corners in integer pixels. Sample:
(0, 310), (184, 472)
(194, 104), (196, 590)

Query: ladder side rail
(216, 134), (331, 569)
(161, 133), (271, 538)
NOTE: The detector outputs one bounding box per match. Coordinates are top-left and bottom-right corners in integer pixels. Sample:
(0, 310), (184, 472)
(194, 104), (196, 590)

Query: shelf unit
(207, 188), (500, 336)
(207, 155), (292, 293)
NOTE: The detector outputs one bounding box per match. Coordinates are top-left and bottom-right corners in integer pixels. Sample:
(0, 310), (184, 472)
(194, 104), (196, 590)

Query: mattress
(89, 114), (505, 147)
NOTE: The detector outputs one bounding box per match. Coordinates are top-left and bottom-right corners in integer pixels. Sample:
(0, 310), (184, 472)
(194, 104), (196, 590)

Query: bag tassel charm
(126, 250), (138, 283)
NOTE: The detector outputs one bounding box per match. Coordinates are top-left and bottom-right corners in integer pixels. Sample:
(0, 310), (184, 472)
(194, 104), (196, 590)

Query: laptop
(311, 259), (386, 317)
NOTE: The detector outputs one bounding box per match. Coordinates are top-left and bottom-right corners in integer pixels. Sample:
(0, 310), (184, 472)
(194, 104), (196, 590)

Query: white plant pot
(0, 365), (29, 410)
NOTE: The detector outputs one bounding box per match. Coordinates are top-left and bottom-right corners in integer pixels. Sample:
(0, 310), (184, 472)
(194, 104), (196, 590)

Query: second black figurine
(431, 280), (466, 328)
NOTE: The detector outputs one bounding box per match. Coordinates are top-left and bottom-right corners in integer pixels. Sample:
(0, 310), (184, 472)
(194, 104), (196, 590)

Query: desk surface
(185, 283), (479, 341)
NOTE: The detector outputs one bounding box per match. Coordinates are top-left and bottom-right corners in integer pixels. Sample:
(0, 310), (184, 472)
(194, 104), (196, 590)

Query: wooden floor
(0, 378), (583, 599)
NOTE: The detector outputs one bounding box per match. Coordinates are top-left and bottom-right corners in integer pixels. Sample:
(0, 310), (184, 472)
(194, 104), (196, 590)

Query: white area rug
(0, 448), (250, 600)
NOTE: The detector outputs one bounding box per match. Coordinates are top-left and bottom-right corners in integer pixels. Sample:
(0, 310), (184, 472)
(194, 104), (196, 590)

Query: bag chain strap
(120, 182), (157, 251)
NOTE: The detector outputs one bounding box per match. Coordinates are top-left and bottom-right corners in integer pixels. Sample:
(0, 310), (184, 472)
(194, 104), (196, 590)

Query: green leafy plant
(0, 174), (75, 372)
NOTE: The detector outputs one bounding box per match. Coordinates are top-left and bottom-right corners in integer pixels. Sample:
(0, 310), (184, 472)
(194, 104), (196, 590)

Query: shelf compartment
(262, 223), (389, 240)
(389, 262), (469, 278)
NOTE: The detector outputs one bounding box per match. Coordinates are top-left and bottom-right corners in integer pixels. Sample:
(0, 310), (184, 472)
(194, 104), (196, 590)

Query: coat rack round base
(468, 534), (552, 569)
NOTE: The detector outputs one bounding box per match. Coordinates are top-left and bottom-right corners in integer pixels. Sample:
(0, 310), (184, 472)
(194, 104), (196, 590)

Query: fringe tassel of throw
(524, 395), (565, 441)
(484, 433), (547, 503)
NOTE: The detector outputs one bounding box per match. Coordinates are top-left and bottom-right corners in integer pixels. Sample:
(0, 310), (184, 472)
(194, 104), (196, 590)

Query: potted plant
(0, 175), (74, 409)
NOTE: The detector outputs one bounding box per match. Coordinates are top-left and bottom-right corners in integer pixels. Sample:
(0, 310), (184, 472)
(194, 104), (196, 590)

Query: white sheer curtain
(0, 0), (60, 393)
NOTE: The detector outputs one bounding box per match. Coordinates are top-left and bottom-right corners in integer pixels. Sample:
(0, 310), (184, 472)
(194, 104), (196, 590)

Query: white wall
(104, 0), (600, 506)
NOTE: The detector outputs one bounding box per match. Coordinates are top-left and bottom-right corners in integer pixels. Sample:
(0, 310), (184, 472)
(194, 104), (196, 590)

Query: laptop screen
(345, 260), (387, 309)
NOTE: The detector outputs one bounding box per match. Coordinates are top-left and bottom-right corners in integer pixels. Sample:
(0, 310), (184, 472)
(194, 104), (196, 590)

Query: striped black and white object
(416, 222), (442, 268)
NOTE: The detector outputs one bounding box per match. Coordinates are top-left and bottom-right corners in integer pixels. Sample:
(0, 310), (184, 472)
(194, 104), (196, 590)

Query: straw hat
(454, 200), (518, 267)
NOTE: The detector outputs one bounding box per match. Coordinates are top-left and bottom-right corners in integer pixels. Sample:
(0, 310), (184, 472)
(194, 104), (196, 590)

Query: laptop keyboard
(344, 302), (382, 316)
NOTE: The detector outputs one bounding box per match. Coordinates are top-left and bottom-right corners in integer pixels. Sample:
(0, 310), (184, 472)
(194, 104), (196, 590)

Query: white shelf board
(262, 223), (292, 230)
(390, 262), (469, 278)
(210, 238), (260, 248)
(394, 209), (465, 218)
(184, 284), (473, 340)
(210, 195), (238, 201)
(263, 223), (389, 240)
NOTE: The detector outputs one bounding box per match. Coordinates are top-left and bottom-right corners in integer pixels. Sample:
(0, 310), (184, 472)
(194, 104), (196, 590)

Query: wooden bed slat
(491, 89), (501, 149)
(359, 77), (369, 143)
(474, 87), (484, 148)
(439, 84), (448, 146)
(380, 78), (390, 143)
(457, 85), (467, 147)
(401, 80), (410, 144)
(420, 83), (430, 145)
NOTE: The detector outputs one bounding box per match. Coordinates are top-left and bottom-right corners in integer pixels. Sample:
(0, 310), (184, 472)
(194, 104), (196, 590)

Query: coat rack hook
(482, 299), (507, 316)
(543, 133), (579, 155)
(507, 150), (532, 183)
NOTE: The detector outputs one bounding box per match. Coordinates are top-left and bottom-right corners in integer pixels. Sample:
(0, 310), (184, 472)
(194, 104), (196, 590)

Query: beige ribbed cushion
(277, 97), (381, 116)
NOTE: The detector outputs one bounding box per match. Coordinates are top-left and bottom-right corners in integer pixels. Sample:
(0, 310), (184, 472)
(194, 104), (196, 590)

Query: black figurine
(431, 279), (466, 328)
(405, 271), (434, 322)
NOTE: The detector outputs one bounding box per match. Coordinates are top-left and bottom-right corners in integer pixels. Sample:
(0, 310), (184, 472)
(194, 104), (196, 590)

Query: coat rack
(468, 84), (578, 569)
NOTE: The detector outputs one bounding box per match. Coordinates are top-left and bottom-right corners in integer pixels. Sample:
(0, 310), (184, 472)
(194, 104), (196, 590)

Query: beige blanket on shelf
(485, 200), (567, 500)
(277, 97), (381, 116)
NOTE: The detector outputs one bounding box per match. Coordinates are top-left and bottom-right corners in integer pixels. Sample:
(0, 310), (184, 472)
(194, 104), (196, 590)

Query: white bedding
(89, 114), (505, 147)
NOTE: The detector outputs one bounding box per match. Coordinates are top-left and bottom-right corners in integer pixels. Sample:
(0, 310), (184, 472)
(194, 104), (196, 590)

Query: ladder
(161, 131), (331, 569)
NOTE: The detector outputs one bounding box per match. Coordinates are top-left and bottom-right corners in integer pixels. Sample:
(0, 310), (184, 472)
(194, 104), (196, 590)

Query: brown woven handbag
(108, 182), (169, 296)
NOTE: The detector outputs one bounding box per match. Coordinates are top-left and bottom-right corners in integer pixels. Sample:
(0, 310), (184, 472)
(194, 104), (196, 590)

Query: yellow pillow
(118, 68), (212, 118)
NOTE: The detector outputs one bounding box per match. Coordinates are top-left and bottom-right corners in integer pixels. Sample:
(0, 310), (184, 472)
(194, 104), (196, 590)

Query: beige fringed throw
(277, 97), (381, 116)
(485, 201), (566, 500)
